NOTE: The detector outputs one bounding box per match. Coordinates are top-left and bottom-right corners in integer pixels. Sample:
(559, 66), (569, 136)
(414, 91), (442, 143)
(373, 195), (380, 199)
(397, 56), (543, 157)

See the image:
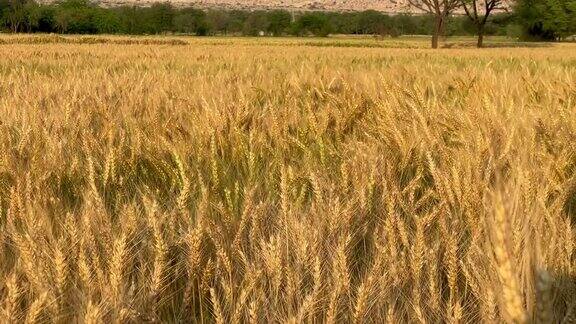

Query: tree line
(0, 0), (574, 46)
(408, 0), (574, 47)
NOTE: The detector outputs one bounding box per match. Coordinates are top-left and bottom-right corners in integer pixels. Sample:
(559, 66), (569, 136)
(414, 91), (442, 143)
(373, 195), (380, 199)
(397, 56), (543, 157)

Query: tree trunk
(431, 16), (444, 49)
(477, 27), (484, 48)
(432, 33), (439, 49)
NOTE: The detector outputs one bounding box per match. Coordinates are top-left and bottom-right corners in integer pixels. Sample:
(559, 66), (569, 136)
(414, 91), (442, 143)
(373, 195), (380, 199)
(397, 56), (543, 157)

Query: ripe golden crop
(0, 35), (575, 323)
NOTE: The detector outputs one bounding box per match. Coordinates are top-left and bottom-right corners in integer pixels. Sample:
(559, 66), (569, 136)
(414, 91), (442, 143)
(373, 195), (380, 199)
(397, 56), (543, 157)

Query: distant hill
(82, 0), (414, 12)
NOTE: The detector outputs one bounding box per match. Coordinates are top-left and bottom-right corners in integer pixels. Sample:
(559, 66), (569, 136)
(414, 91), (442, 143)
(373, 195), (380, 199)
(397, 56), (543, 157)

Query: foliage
(292, 12), (332, 36)
(147, 2), (175, 33)
(516, 0), (576, 40)
(267, 10), (291, 36)
(174, 8), (208, 35)
(0, 0), (517, 37)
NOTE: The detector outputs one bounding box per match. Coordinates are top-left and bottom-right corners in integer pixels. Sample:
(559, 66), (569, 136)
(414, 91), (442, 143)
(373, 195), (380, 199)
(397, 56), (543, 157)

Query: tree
(206, 9), (230, 35)
(408, 0), (460, 48)
(223, 10), (247, 34)
(326, 12), (356, 34)
(115, 6), (141, 34)
(147, 2), (175, 34)
(392, 14), (419, 35)
(516, 0), (576, 40)
(54, 0), (98, 34)
(174, 8), (208, 35)
(2, 0), (27, 32)
(266, 10), (291, 36)
(292, 12), (332, 37)
(460, 0), (506, 47)
(23, 0), (42, 32)
(242, 11), (268, 36)
(93, 7), (120, 33)
(31, 5), (56, 32)
(356, 10), (382, 34)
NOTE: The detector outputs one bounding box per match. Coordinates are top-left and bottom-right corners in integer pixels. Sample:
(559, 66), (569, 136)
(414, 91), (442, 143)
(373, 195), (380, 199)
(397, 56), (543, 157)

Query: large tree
(460, 0), (506, 47)
(516, 0), (576, 40)
(408, 0), (460, 48)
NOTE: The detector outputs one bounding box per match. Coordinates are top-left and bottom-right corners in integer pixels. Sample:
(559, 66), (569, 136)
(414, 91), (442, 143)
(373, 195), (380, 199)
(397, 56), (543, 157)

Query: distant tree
(266, 10), (291, 36)
(23, 0), (42, 31)
(54, 0), (98, 33)
(224, 10), (247, 34)
(325, 12), (353, 34)
(115, 6), (148, 34)
(292, 12), (332, 37)
(356, 10), (380, 34)
(2, 0), (27, 32)
(460, 0), (506, 47)
(242, 11), (268, 36)
(93, 7), (119, 33)
(392, 14), (419, 35)
(33, 5), (56, 32)
(206, 9), (230, 34)
(0, 2), (519, 37)
(147, 2), (174, 34)
(174, 8), (208, 35)
(408, 0), (460, 47)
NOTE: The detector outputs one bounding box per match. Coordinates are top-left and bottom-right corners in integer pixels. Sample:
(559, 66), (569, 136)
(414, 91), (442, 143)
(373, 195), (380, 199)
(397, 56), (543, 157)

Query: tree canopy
(0, 0), (572, 43)
(516, 0), (576, 40)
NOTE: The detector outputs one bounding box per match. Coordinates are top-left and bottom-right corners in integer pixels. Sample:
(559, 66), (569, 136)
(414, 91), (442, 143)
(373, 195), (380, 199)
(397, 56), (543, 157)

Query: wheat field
(0, 35), (575, 323)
